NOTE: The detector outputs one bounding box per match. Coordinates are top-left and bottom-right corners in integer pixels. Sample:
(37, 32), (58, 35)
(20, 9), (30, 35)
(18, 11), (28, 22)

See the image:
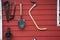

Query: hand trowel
(18, 0), (25, 29)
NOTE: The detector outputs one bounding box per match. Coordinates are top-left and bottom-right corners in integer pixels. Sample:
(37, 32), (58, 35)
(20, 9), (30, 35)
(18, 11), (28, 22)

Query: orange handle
(29, 3), (47, 30)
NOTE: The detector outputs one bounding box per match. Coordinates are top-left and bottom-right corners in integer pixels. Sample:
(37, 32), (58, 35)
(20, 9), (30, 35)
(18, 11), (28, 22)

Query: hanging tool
(4, 1), (10, 22)
(29, 0), (47, 30)
(9, 1), (16, 20)
(18, 0), (25, 29)
(32, 37), (37, 40)
(4, 0), (16, 22)
(5, 28), (12, 40)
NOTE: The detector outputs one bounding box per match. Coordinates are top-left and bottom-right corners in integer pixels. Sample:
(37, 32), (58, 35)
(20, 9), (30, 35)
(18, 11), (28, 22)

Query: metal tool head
(18, 2), (25, 29)
(18, 19), (25, 29)
(5, 27), (12, 40)
(30, 0), (37, 4)
(4, 1), (10, 22)
(4, 1), (10, 10)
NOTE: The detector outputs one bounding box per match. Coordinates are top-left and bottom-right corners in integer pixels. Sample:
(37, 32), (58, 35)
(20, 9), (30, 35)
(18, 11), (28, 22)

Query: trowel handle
(20, 3), (22, 16)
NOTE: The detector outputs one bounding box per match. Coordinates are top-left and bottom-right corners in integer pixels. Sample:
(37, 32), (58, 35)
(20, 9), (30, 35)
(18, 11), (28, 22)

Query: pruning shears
(4, 0), (16, 22)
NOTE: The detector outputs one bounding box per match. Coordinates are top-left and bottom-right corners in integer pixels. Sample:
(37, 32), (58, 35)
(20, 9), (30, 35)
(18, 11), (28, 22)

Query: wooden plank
(2, 20), (57, 25)
(2, 10), (56, 16)
(3, 37), (60, 40)
(2, 5), (56, 10)
(2, 15), (57, 20)
(8, 0), (56, 4)
(3, 25), (60, 31)
(3, 31), (60, 36)
(2, 4), (56, 9)
(18, 5), (56, 9)
(23, 0), (57, 4)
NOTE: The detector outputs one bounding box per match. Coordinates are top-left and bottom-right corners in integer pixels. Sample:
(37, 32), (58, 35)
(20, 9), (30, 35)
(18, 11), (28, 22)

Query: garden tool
(32, 37), (37, 40)
(4, 0), (16, 22)
(18, 0), (25, 29)
(9, 1), (16, 20)
(5, 28), (12, 40)
(4, 1), (10, 22)
(29, 0), (47, 30)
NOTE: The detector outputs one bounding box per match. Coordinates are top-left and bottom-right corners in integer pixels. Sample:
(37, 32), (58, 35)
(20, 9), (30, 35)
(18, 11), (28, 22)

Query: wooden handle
(20, 3), (22, 16)
(29, 4), (47, 30)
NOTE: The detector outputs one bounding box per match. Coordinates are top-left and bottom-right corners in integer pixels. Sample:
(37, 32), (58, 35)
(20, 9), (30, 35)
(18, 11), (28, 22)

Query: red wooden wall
(2, 0), (60, 40)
